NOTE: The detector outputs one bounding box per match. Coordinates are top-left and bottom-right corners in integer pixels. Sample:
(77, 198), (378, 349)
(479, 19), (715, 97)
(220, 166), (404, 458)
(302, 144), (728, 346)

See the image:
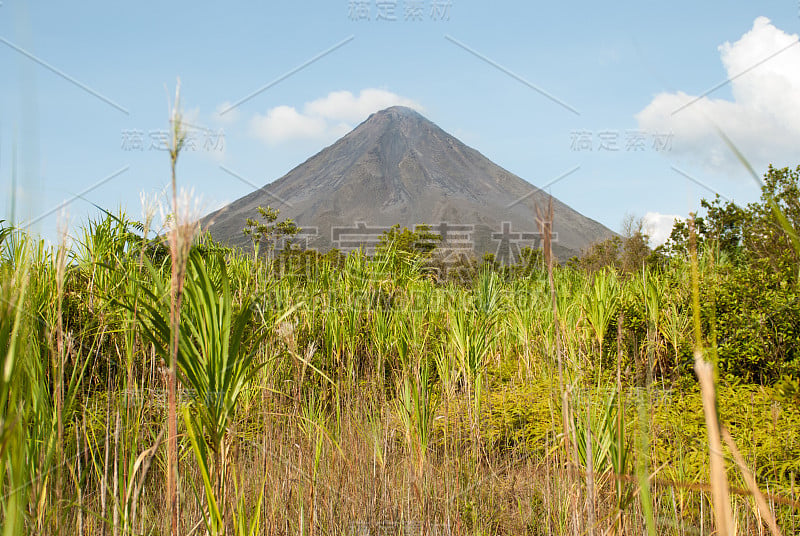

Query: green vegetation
(1, 101), (798, 533)
(243, 206), (300, 260)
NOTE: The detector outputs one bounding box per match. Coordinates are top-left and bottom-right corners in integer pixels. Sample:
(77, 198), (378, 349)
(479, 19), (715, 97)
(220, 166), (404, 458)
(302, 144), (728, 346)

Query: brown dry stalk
(166, 80), (191, 536)
(536, 198), (569, 457)
(54, 225), (68, 534)
(721, 426), (783, 536)
(695, 358), (735, 535)
(689, 215), (734, 535)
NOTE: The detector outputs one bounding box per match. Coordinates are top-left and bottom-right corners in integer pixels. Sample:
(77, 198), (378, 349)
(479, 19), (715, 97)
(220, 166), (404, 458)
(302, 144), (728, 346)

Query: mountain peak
(373, 105), (424, 118)
(361, 106), (428, 131)
(203, 107), (613, 261)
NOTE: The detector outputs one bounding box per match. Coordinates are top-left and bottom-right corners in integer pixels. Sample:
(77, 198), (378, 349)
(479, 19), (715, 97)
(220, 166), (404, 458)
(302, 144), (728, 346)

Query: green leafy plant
(582, 269), (620, 385)
(137, 250), (268, 534)
(242, 205), (301, 260)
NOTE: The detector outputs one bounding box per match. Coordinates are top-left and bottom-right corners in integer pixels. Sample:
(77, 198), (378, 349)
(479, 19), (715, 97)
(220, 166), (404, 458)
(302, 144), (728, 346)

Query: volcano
(203, 106), (613, 263)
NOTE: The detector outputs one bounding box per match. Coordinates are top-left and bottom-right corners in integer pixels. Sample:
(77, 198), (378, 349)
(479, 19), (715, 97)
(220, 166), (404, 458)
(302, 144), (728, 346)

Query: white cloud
(305, 89), (422, 123)
(249, 89), (424, 145)
(643, 211), (682, 247)
(250, 105), (328, 144)
(636, 17), (800, 175)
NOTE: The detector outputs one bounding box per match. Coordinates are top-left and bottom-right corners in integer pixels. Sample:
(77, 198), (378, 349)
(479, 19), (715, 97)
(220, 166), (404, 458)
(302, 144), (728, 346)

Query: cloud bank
(636, 17), (800, 175)
(643, 211), (682, 247)
(250, 89), (424, 144)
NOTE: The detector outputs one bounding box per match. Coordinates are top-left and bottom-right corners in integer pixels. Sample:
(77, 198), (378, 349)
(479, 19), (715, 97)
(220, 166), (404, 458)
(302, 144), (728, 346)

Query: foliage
(660, 165), (800, 274)
(576, 214), (653, 275)
(1, 162), (799, 534)
(376, 223), (440, 256)
(242, 205), (300, 257)
(708, 258), (800, 382)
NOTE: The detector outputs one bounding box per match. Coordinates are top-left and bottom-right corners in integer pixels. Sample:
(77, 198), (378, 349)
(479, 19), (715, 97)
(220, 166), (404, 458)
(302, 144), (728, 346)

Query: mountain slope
(203, 106), (613, 262)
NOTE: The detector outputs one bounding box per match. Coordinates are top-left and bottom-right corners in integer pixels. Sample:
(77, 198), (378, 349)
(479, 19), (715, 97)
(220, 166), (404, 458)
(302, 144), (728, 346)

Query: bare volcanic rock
(202, 106), (613, 262)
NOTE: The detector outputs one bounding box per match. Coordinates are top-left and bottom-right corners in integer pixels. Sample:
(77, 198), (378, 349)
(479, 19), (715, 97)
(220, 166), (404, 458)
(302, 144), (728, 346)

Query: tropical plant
(582, 269), (620, 385)
(136, 250), (269, 533)
(242, 205), (301, 260)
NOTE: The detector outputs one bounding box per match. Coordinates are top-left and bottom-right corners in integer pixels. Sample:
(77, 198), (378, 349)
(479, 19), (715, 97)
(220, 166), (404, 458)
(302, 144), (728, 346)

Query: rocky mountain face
(203, 106), (614, 263)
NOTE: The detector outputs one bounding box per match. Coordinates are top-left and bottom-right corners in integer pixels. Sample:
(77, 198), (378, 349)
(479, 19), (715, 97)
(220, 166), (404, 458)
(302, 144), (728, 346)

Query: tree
(376, 224), (440, 256)
(658, 214), (706, 259)
(578, 214), (652, 275)
(702, 196), (746, 259)
(741, 165), (800, 275)
(658, 197), (745, 261)
(654, 165), (800, 383)
(242, 206), (300, 259)
(578, 235), (623, 274)
(619, 215), (651, 274)
(658, 165), (800, 274)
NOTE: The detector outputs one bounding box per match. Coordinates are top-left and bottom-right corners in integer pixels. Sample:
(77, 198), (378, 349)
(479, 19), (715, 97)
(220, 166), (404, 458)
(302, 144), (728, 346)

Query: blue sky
(2, 1), (799, 246)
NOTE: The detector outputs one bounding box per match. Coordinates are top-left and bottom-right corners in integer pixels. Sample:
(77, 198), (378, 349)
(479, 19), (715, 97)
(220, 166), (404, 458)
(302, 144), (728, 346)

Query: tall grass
(1, 110), (799, 534)
(1, 215), (799, 533)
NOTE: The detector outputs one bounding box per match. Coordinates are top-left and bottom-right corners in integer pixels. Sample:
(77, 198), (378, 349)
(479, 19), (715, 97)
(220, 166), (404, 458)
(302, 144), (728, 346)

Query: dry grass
(1, 99), (798, 536)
